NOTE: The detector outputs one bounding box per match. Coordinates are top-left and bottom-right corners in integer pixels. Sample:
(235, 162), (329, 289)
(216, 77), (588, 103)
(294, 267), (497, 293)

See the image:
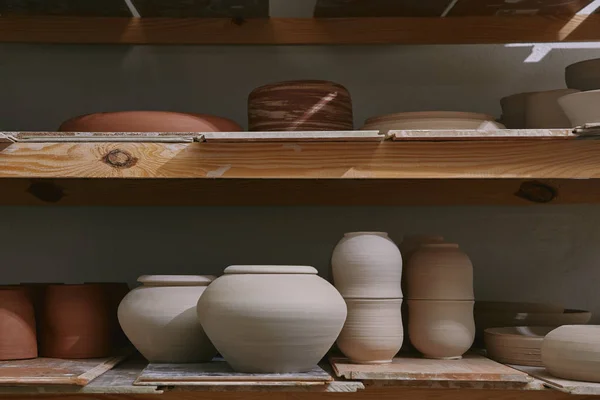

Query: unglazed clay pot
(248, 80), (353, 131)
(362, 111), (504, 131)
(0, 287), (37, 360)
(197, 265), (347, 373)
(409, 300), (475, 359)
(59, 111), (242, 132)
(558, 90), (600, 127)
(41, 284), (112, 359)
(407, 243), (473, 300)
(485, 326), (553, 367)
(566, 58), (600, 91)
(331, 232), (403, 298)
(542, 325), (600, 383)
(337, 299), (403, 364)
(118, 275), (217, 363)
(501, 92), (536, 128)
(525, 89), (579, 129)
(88, 282), (130, 346)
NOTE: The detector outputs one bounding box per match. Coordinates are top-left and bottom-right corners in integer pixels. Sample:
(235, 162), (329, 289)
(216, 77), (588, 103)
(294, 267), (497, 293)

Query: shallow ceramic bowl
(362, 111), (505, 132)
(475, 301), (564, 313)
(484, 326), (554, 367)
(558, 90), (600, 127)
(566, 58), (600, 91)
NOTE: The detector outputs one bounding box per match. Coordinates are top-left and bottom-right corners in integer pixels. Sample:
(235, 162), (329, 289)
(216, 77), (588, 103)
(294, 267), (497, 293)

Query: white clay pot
(408, 300), (475, 359)
(407, 243), (473, 300)
(542, 325), (600, 383)
(331, 232), (402, 298)
(336, 299), (403, 364)
(558, 90), (600, 127)
(118, 275), (217, 363)
(197, 265), (347, 373)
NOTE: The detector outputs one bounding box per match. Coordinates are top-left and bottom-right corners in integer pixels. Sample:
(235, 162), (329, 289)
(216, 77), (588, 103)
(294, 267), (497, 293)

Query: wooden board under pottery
(514, 366), (600, 395)
(314, 0), (454, 17)
(0, 351), (131, 386)
(329, 354), (532, 384)
(134, 360), (333, 386)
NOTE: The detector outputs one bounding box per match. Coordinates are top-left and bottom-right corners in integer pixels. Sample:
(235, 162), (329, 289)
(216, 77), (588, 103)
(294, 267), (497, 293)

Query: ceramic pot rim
(345, 298), (403, 304)
(224, 265), (317, 275)
(559, 89), (600, 102)
(484, 326), (554, 339)
(344, 231), (388, 238)
(250, 80), (348, 93)
(138, 275), (216, 286)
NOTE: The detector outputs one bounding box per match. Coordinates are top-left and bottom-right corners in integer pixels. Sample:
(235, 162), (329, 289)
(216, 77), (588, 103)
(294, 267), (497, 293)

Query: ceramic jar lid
(138, 275), (216, 286)
(224, 266), (318, 275)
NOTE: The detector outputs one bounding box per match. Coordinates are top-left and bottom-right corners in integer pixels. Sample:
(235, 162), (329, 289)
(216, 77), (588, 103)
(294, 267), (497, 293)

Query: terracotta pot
(20, 283), (64, 343)
(337, 299), (403, 364)
(87, 282), (130, 347)
(41, 284), (112, 359)
(0, 287), (37, 360)
(331, 232), (403, 298)
(525, 89), (579, 129)
(566, 58), (600, 91)
(362, 111), (504, 131)
(542, 325), (600, 383)
(248, 80), (354, 131)
(406, 243), (473, 300)
(485, 326), (553, 367)
(558, 90), (600, 127)
(501, 92), (537, 129)
(408, 300), (475, 359)
(118, 275), (216, 363)
(197, 265), (347, 373)
(59, 111), (242, 132)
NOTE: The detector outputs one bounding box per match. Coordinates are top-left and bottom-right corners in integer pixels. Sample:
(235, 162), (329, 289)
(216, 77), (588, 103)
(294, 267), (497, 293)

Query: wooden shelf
(1, 130), (600, 206)
(2, 15), (600, 45)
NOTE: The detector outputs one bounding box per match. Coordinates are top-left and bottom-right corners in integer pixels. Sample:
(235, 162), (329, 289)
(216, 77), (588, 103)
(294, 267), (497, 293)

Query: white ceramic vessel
(558, 90), (600, 127)
(525, 89), (578, 129)
(406, 243), (473, 300)
(408, 300), (475, 359)
(337, 298), (403, 364)
(197, 265), (347, 373)
(118, 275), (217, 363)
(363, 111), (504, 132)
(566, 58), (600, 91)
(542, 325), (600, 383)
(484, 326), (553, 367)
(331, 232), (403, 298)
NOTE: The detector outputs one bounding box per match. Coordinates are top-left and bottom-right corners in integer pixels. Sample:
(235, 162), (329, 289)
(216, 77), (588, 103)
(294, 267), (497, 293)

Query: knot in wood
(515, 181), (557, 204)
(102, 149), (137, 169)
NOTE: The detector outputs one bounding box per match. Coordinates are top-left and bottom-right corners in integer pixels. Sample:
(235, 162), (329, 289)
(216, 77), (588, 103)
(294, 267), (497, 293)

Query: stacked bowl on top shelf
(406, 240), (475, 359)
(559, 58), (600, 127)
(331, 232), (404, 364)
(499, 89), (578, 129)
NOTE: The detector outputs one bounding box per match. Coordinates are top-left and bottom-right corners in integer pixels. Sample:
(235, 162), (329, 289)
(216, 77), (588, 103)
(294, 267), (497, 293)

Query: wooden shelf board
(513, 366), (600, 395)
(2, 15), (600, 45)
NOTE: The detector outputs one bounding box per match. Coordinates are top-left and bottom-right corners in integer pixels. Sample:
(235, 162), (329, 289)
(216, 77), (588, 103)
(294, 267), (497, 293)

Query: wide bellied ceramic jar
(118, 275), (217, 363)
(331, 232), (403, 298)
(197, 265), (347, 373)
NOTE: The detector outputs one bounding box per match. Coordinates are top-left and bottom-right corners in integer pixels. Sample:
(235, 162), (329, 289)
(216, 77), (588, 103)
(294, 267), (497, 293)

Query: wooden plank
(202, 131), (384, 142)
(134, 361), (332, 386)
(0, 352), (130, 386)
(0, 133), (15, 151)
(2, 16), (600, 45)
(514, 366), (600, 395)
(330, 355), (532, 384)
(131, 0), (269, 18)
(390, 129), (577, 141)
(0, 0), (131, 16)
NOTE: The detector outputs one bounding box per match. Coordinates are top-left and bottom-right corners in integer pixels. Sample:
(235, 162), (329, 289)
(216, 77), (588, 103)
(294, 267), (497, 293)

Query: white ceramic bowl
(525, 89), (578, 129)
(363, 111), (505, 132)
(558, 90), (600, 127)
(566, 58), (600, 91)
(484, 326), (553, 367)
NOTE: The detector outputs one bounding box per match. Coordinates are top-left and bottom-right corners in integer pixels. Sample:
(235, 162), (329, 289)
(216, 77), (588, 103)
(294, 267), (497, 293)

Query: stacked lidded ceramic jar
(332, 232), (403, 364)
(405, 238), (475, 359)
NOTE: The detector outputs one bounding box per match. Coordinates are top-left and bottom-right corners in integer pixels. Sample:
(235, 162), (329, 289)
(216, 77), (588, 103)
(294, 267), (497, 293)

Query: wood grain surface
(514, 366), (600, 395)
(1, 15), (600, 45)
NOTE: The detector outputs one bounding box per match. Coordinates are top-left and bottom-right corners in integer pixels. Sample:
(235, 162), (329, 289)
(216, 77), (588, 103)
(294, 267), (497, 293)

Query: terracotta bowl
(0, 286), (37, 360)
(484, 326), (554, 367)
(362, 111), (505, 132)
(59, 111), (242, 132)
(558, 90), (600, 127)
(566, 58), (600, 91)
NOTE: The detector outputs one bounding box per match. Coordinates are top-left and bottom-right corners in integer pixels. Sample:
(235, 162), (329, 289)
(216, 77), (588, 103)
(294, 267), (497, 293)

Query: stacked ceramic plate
(484, 326), (553, 367)
(362, 111), (504, 132)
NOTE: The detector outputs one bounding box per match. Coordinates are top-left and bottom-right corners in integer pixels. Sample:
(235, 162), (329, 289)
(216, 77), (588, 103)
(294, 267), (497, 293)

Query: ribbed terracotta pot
(331, 232), (403, 298)
(59, 111), (242, 132)
(40, 284), (112, 359)
(248, 80), (354, 131)
(408, 300), (475, 359)
(118, 275), (217, 363)
(337, 298), (403, 364)
(197, 265), (347, 373)
(20, 282), (63, 343)
(542, 325), (600, 383)
(406, 243), (473, 300)
(0, 286), (37, 360)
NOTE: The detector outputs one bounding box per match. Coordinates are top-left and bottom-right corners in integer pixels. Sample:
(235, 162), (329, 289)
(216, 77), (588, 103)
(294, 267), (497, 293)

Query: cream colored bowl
(558, 90), (600, 127)
(363, 111), (505, 132)
(484, 326), (553, 367)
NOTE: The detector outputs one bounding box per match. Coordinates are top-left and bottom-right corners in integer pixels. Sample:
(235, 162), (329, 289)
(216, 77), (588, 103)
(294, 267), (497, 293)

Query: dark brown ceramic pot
(40, 284), (112, 359)
(0, 286), (37, 360)
(248, 80), (354, 131)
(85, 282), (130, 347)
(58, 111), (242, 133)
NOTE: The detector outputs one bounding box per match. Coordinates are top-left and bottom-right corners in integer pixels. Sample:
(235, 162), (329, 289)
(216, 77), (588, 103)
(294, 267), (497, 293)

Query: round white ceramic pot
(566, 58), (600, 91)
(558, 90), (600, 127)
(408, 300), (475, 359)
(118, 275), (217, 363)
(406, 243), (473, 300)
(542, 325), (600, 383)
(337, 298), (403, 364)
(331, 232), (403, 298)
(197, 265), (347, 373)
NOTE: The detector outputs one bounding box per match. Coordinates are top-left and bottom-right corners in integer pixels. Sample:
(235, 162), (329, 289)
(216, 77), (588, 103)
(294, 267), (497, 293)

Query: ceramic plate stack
(332, 232), (404, 364)
(500, 90), (577, 129)
(248, 80), (354, 131)
(484, 326), (553, 367)
(362, 111), (504, 133)
(406, 242), (475, 359)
